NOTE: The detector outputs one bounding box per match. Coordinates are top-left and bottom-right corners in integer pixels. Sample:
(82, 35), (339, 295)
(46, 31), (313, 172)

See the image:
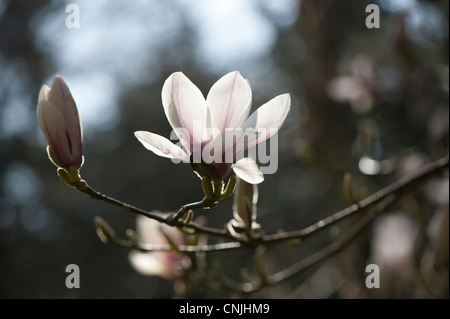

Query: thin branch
(81, 155), (447, 296)
(168, 198), (212, 224)
(111, 237), (242, 253)
(261, 154), (449, 244)
(266, 197), (390, 287)
(79, 184), (241, 241)
(208, 194), (395, 295)
(78, 154), (447, 254)
(83, 185), (166, 222)
(189, 154), (448, 294)
(168, 178), (234, 223)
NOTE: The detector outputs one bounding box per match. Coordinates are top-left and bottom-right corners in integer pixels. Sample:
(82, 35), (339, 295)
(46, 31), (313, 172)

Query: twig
(265, 197), (391, 287)
(79, 155), (448, 295)
(79, 154), (448, 253)
(201, 194), (394, 295)
(112, 238), (242, 253)
(80, 184), (240, 241)
(261, 154), (449, 244)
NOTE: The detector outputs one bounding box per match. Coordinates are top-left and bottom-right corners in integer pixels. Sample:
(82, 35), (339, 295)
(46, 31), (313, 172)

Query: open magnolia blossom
(129, 215), (190, 281)
(36, 75), (83, 169)
(135, 71), (291, 184)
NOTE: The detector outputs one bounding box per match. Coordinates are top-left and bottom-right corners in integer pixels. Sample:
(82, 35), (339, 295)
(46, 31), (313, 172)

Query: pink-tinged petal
(47, 76), (71, 113)
(36, 100), (51, 142)
(242, 93), (291, 149)
(232, 158), (264, 184)
(129, 215), (187, 280)
(231, 129), (259, 158)
(202, 130), (235, 164)
(38, 84), (50, 103)
(162, 72), (209, 149)
(50, 76), (82, 142)
(205, 129), (258, 164)
(134, 131), (189, 162)
(37, 100), (74, 165)
(37, 76), (83, 168)
(62, 93), (83, 156)
(207, 71), (252, 132)
(45, 77), (83, 159)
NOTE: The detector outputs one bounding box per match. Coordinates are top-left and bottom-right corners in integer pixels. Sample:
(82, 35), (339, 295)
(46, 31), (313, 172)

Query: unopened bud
(37, 76), (83, 169)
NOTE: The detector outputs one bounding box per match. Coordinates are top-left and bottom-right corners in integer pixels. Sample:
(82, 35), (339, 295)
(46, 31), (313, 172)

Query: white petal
(232, 158), (264, 184)
(243, 93), (291, 149)
(136, 215), (185, 246)
(207, 71), (252, 132)
(38, 84), (50, 103)
(233, 129), (259, 157)
(134, 131), (189, 162)
(47, 76), (72, 114)
(206, 129), (259, 163)
(42, 76), (83, 150)
(129, 215), (186, 280)
(162, 72), (209, 149)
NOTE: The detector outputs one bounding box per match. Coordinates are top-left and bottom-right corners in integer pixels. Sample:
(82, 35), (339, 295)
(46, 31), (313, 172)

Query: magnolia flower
(36, 75), (83, 169)
(135, 71), (290, 184)
(129, 215), (189, 281)
(326, 55), (379, 114)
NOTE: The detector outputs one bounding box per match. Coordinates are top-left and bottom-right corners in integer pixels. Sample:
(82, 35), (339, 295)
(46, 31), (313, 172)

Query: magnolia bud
(129, 215), (190, 281)
(37, 75), (83, 169)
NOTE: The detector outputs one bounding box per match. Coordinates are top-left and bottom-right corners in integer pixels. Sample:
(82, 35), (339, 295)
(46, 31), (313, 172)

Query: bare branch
(78, 154), (447, 258)
(79, 184), (242, 241)
(112, 237), (242, 253)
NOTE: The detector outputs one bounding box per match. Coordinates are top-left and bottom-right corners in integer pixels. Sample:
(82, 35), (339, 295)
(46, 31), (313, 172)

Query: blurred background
(0, 0), (448, 298)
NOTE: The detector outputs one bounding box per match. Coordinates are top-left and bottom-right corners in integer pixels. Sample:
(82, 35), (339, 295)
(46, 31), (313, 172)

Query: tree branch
(265, 196), (391, 287)
(200, 194), (394, 295)
(261, 154), (449, 244)
(79, 184), (241, 241)
(111, 237), (243, 253)
(78, 154), (447, 256)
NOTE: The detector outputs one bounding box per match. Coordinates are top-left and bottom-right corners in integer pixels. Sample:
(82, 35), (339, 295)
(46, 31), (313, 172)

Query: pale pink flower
(37, 75), (83, 168)
(129, 215), (189, 281)
(135, 71), (290, 184)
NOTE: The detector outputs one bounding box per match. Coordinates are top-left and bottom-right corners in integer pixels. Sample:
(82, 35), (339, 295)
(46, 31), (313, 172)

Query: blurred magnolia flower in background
(36, 75), (83, 169)
(372, 213), (418, 270)
(135, 71), (291, 184)
(369, 213), (419, 297)
(427, 208), (449, 267)
(129, 215), (190, 281)
(327, 55), (380, 114)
